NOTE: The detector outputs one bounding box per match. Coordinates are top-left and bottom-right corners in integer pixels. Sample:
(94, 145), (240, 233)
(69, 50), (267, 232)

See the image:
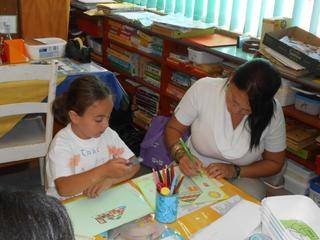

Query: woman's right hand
(104, 158), (131, 178)
(178, 154), (203, 176)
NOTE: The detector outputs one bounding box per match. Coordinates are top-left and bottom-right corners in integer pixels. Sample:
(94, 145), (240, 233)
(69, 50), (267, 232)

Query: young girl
(46, 75), (139, 199)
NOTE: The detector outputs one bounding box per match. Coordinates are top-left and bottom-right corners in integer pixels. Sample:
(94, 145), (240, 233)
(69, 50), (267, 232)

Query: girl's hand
(178, 154), (203, 176)
(83, 178), (114, 198)
(104, 158), (131, 178)
(205, 163), (236, 179)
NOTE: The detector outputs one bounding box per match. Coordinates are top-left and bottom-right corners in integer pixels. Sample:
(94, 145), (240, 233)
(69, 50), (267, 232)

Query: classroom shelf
(286, 151), (316, 171)
(164, 91), (182, 102)
(109, 39), (162, 64)
(90, 52), (103, 64)
(166, 60), (208, 79)
(106, 63), (161, 94)
(283, 105), (320, 129)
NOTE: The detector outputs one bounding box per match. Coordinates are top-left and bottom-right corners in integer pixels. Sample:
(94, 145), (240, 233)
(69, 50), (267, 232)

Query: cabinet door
(19, 0), (70, 40)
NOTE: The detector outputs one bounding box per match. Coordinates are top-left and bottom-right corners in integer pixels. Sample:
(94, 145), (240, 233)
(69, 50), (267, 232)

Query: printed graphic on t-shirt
(69, 154), (80, 167)
(107, 145), (125, 158)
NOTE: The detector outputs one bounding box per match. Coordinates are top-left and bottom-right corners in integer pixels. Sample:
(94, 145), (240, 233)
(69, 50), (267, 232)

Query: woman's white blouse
(174, 77), (286, 167)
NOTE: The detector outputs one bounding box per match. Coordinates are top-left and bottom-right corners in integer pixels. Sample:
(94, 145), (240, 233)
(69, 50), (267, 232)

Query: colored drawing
(64, 183), (153, 237)
(281, 220), (319, 240)
(133, 167), (228, 210)
(95, 206), (126, 224)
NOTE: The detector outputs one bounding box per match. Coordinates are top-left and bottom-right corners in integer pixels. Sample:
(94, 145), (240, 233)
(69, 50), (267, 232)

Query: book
(151, 24), (215, 39)
(97, 2), (143, 14)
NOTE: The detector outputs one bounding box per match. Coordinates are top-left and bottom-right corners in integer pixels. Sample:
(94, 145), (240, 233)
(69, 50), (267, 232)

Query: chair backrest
(0, 63), (57, 158)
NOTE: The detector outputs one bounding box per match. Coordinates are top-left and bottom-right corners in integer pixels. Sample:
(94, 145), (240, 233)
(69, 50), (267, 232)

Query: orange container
(4, 39), (29, 63)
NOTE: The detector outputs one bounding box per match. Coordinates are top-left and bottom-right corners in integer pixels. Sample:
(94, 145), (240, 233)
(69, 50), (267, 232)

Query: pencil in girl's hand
(173, 176), (185, 194)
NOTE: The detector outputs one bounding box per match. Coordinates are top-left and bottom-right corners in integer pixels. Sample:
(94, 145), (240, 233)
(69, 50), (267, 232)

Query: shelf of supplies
(165, 92), (182, 102)
(75, 13), (102, 38)
(117, 77), (138, 96)
(109, 39), (162, 64)
(106, 63), (161, 94)
(166, 60), (208, 79)
(286, 151), (316, 171)
(90, 52), (103, 64)
(283, 105), (320, 129)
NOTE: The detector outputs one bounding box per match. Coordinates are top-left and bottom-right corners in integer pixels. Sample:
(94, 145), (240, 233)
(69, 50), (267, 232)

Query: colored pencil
(179, 138), (204, 176)
(173, 176), (185, 194)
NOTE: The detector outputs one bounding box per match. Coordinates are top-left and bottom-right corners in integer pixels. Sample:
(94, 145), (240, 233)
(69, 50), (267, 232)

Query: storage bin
(25, 38), (66, 60)
(294, 92), (320, 116)
(261, 195), (320, 239)
(309, 176), (320, 207)
(274, 78), (298, 106)
(284, 160), (317, 194)
(284, 171), (310, 194)
(187, 48), (223, 64)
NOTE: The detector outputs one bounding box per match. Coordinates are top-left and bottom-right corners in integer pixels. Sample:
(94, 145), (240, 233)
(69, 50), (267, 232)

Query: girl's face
(69, 97), (113, 139)
(226, 82), (252, 117)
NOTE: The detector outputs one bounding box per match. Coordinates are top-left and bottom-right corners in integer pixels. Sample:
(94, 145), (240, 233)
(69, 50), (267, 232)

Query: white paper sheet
(190, 199), (261, 240)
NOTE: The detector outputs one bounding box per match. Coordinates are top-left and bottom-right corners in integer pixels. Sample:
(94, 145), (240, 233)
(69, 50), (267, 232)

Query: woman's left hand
(205, 163), (236, 179)
(83, 178), (114, 198)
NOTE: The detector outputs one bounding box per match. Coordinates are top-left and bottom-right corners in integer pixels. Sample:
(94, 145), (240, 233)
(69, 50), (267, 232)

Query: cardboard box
(263, 27), (320, 75)
(260, 17), (291, 46)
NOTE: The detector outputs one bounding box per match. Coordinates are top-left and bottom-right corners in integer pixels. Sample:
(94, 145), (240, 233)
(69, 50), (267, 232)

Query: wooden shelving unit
(283, 105), (320, 129)
(72, 9), (320, 174)
(109, 39), (162, 64)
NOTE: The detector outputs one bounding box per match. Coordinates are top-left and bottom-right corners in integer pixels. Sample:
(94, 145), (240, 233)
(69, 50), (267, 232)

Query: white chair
(0, 63), (57, 185)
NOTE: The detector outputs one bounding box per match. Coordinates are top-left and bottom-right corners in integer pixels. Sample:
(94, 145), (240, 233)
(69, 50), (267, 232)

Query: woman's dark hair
(0, 189), (75, 240)
(53, 75), (111, 124)
(231, 58), (281, 150)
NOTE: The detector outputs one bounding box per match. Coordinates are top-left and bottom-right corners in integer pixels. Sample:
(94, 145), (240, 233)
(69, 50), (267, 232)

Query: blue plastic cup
(155, 192), (178, 223)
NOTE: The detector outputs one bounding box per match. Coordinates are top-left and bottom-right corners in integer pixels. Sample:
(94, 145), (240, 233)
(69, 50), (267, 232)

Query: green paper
(133, 168), (228, 210)
(64, 183), (153, 237)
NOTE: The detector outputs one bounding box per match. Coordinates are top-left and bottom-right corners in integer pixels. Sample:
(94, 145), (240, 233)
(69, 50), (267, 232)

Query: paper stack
(261, 195), (320, 239)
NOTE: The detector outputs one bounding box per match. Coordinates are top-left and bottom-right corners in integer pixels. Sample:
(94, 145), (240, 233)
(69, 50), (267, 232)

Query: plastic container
(284, 171), (309, 195)
(309, 176), (320, 208)
(25, 37), (66, 60)
(286, 159), (317, 183)
(155, 192), (178, 223)
(274, 79), (298, 106)
(187, 48), (223, 64)
(262, 195), (320, 239)
(294, 92), (320, 116)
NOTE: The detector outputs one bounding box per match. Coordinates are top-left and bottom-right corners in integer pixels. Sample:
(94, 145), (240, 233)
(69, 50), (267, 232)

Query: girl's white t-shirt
(46, 124), (134, 199)
(175, 77), (286, 167)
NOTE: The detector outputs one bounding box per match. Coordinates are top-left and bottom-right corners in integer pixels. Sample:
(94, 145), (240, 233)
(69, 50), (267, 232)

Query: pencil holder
(155, 192), (178, 223)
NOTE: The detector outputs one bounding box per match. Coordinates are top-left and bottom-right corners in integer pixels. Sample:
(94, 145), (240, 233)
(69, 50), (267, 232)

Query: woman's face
(226, 82), (252, 117)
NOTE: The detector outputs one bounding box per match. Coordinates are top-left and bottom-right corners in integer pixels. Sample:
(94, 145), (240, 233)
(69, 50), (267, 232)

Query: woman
(165, 58), (286, 200)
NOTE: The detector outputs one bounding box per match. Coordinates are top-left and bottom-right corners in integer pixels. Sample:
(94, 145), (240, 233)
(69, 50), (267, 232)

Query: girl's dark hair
(0, 189), (75, 240)
(231, 58), (281, 150)
(53, 75), (111, 124)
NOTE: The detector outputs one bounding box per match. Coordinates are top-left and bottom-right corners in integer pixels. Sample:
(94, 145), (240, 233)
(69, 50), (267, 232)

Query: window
(126, 0), (320, 37)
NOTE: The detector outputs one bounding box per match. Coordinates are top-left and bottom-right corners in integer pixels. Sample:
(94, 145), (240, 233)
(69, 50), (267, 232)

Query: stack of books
(133, 87), (160, 129)
(107, 44), (139, 76)
(143, 62), (161, 88)
(71, 0), (115, 10)
(259, 47), (309, 78)
(286, 120), (319, 160)
(171, 71), (196, 89)
(97, 2), (143, 14)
